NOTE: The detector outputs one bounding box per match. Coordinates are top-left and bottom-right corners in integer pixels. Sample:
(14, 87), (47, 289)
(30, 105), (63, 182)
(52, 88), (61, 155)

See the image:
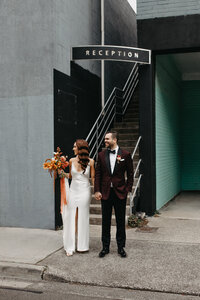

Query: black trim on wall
(139, 60), (156, 215)
(138, 14), (200, 51)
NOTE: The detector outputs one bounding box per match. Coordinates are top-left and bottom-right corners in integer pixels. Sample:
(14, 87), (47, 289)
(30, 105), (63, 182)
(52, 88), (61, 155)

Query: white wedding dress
(62, 162), (91, 254)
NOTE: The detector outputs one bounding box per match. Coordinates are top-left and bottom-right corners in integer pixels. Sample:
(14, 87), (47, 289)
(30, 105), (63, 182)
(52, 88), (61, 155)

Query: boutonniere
(117, 155), (121, 164)
(116, 155), (125, 164)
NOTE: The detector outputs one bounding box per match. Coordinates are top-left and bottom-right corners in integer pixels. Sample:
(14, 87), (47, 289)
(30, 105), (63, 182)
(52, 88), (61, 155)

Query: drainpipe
(101, 0), (105, 109)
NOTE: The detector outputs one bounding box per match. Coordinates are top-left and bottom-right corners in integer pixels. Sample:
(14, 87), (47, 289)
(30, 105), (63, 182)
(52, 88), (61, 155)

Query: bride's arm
(59, 159), (71, 179)
(67, 159), (72, 179)
(68, 159), (72, 180)
(90, 159), (95, 186)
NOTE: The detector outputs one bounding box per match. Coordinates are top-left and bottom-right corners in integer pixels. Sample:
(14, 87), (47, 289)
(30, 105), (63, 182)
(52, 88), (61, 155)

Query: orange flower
(61, 156), (66, 162)
(43, 147), (69, 178)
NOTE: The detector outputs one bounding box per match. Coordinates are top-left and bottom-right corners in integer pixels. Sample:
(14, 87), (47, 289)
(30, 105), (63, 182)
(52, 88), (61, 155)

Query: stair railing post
(115, 89), (123, 122)
(96, 122), (99, 158)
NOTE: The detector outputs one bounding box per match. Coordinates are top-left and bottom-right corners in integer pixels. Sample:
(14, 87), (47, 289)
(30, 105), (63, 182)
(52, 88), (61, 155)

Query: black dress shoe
(118, 248), (127, 258)
(99, 248), (109, 258)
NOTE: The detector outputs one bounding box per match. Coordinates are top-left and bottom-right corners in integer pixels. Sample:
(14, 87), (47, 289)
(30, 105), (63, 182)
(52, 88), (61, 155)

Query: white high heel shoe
(66, 251), (73, 256)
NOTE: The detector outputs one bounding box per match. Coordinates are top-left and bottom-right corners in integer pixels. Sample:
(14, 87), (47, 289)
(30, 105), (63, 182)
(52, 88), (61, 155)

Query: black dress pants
(101, 188), (127, 249)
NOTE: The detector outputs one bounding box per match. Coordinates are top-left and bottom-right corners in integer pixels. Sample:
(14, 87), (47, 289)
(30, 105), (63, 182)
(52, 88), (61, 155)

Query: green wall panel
(181, 81), (200, 190)
(156, 55), (182, 210)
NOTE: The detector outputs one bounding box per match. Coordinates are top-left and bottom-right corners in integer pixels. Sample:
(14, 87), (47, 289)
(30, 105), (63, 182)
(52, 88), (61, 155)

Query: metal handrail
(130, 174), (142, 215)
(134, 158), (142, 178)
(129, 136), (142, 214)
(86, 63), (138, 159)
(86, 89), (116, 142)
(88, 94), (115, 147)
(123, 65), (138, 99)
(123, 63), (137, 91)
(132, 136), (142, 159)
(123, 78), (139, 114)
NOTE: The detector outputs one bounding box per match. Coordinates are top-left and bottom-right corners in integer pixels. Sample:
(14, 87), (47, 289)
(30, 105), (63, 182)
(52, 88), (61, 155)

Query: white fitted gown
(62, 162), (91, 253)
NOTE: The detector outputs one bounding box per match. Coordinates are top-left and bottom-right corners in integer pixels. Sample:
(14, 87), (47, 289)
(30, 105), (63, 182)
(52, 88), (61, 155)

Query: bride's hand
(95, 192), (102, 201)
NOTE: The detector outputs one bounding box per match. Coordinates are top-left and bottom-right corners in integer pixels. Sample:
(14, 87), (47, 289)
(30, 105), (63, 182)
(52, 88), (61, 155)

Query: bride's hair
(76, 139), (90, 173)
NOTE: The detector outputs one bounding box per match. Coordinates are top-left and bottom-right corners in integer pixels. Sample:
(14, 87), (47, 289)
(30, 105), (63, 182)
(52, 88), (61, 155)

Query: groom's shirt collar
(109, 145), (119, 174)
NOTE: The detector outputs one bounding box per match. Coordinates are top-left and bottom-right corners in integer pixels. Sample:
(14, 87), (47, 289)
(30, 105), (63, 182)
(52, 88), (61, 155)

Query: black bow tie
(108, 149), (116, 154)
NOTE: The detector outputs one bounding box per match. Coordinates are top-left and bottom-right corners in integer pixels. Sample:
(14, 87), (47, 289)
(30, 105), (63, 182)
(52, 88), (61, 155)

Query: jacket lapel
(105, 149), (111, 175)
(113, 147), (122, 175)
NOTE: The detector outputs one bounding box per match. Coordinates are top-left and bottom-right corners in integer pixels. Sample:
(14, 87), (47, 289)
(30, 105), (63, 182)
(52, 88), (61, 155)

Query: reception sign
(71, 45), (151, 64)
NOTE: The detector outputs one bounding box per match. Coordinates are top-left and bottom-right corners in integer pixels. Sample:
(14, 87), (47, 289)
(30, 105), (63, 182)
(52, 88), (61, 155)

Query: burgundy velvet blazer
(94, 148), (134, 200)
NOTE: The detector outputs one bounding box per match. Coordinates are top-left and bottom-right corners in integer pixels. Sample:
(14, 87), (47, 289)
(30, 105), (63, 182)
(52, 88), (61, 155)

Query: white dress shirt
(109, 145), (119, 174)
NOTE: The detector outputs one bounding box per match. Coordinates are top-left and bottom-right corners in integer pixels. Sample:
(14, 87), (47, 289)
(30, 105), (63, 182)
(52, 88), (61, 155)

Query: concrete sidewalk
(1, 216), (200, 296)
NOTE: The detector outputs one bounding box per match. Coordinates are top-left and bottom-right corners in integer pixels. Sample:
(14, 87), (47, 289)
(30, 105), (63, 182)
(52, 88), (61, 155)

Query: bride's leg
(75, 207), (78, 234)
(63, 201), (76, 255)
(77, 198), (90, 252)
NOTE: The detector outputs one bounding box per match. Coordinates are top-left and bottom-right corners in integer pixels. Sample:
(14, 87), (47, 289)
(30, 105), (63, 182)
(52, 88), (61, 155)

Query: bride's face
(73, 143), (78, 155)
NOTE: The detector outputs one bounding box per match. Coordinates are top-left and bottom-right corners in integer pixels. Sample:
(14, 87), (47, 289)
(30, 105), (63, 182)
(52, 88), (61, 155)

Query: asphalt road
(0, 280), (200, 300)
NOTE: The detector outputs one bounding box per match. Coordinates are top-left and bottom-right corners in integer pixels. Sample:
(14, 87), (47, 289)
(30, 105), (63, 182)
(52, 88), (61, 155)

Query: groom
(94, 131), (133, 258)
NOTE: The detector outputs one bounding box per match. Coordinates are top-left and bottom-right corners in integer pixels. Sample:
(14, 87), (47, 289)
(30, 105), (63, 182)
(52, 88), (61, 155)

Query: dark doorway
(54, 65), (101, 228)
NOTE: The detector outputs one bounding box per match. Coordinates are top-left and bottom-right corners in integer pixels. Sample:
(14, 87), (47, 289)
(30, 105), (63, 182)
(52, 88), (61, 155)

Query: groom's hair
(106, 130), (119, 141)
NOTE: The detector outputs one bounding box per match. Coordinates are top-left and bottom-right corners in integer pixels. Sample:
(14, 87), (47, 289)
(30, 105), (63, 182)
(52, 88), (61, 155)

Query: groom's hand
(95, 192), (102, 201)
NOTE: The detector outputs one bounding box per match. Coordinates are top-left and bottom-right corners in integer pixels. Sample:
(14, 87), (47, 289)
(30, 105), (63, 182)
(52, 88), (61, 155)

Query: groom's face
(105, 133), (116, 148)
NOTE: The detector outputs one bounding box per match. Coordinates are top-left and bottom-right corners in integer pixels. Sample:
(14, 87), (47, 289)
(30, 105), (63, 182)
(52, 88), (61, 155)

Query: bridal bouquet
(43, 147), (69, 213)
(43, 147), (69, 179)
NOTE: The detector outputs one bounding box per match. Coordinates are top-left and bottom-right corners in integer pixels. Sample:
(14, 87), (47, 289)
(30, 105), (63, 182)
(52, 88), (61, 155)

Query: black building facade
(137, 1), (200, 214)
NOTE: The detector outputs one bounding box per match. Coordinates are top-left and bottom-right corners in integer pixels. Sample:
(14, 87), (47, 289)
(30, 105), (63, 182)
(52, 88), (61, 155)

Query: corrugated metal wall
(156, 55), (182, 210)
(181, 81), (200, 190)
(137, 0), (200, 20)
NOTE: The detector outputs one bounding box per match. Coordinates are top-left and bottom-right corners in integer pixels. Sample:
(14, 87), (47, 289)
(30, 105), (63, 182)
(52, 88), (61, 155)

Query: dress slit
(62, 162), (91, 253)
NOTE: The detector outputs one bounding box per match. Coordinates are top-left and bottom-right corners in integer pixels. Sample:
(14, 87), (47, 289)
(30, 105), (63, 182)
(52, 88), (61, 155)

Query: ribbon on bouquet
(60, 177), (67, 213)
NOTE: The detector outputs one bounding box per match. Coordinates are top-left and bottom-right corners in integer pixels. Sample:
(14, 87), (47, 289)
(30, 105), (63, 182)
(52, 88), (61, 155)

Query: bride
(62, 139), (95, 256)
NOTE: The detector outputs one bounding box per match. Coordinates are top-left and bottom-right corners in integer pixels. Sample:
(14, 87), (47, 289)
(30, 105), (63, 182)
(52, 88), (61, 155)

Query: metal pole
(101, 0), (105, 110)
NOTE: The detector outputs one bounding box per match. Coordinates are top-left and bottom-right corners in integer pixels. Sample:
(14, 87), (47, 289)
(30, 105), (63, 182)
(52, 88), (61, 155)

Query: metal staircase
(85, 64), (142, 225)
(86, 64), (138, 159)
(89, 89), (141, 225)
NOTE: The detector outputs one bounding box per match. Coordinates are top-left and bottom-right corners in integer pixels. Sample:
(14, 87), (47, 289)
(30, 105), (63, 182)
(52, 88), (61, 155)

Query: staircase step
(118, 146), (135, 153)
(127, 103), (139, 109)
(114, 128), (139, 134)
(90, 204), (101, 214)
(90, 214), (116, 226)
(91, 195), (101, 204)
(125, 112), (139, 117)
(90, 205), (130, 215)
(118, 133), (139, 140)
(119, 140), (139, 147)
(113, 122), (139, 128)
(91, 193), (136, 205)
(126, 108), (139, 113)
(90, 213), (132, 226)
(122, 120), (139, 124)
(125, 106), (139, 111)
(128, 97), (139, 104)
(123, 117), (139, 122)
